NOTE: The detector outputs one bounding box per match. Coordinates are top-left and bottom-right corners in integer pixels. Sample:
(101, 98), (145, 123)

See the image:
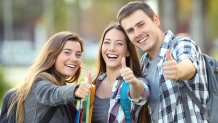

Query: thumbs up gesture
(120, 57), (137, 84)
(163, 49), (180, 81)
(75, 72), (92, 99)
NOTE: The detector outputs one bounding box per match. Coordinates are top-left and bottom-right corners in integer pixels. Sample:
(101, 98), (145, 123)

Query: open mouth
(138, 35), (148, 43)
(107, 54), (118, 60)
(66, 64), (76, 68)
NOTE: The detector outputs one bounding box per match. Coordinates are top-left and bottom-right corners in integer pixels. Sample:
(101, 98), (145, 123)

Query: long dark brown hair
(94, 22), (142, 82)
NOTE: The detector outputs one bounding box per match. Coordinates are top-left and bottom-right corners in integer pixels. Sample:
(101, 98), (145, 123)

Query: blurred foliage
(53, 0), (69, 33)
(0, 66), (10, 107)
(177, 0), (192, 22)
(207, 0), (218, 40)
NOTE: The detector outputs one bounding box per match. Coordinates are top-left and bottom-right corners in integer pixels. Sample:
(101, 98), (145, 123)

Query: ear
(153, 15), (160, 26)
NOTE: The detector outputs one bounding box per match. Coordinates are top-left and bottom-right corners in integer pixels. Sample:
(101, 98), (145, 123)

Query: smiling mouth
(66, 64), (76, 68)
(138, 35), (148, 43)
(107, 54), (118, 60)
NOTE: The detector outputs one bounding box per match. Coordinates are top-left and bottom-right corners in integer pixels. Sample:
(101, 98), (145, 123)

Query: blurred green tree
(0, 66), (10, 107)
(207, 0), (218, 41)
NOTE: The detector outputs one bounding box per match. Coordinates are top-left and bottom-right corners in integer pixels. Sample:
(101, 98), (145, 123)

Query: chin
(65, 72), (76, 77)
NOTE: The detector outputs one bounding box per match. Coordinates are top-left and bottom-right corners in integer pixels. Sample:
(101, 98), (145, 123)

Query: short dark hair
(117, 1), (155, 24)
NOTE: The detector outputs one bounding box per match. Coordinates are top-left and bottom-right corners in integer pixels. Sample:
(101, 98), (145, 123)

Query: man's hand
(163, 49), (181, 81)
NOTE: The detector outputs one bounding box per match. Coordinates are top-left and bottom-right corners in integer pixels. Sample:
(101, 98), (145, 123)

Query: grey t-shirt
(146, 56), (161, 123)
(92, 96), (110, 123)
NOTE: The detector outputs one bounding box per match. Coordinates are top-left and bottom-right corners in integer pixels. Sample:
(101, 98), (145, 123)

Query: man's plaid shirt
(141, 30), (209, 123)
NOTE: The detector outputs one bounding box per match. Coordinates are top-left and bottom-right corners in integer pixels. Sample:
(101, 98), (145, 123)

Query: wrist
(74, 85), (82, 100)
(130, 78), (137, 85)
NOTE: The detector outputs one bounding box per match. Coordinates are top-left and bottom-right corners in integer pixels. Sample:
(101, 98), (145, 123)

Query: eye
(103, 40), (110, 45)
(75, 52), (82, 58)
(138, 22), (145, 28)
(126, 29), (134, 34)
(116, 42), (124, 46)
(64, 51), (71, 55)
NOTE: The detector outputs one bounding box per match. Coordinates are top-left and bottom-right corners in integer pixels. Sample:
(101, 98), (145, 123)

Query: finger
(87, 72), (92, 84)
(121, 57), (127, 68)
(166, 49), (173, 61)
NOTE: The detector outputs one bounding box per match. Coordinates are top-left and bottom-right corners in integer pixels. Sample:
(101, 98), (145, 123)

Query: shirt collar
(158, 30), (175, 58)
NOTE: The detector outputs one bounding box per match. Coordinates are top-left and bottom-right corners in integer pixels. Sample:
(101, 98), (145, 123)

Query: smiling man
(117, 1), (209, 123)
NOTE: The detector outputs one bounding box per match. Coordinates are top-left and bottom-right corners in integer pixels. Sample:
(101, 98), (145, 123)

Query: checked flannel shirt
(94, 72), (149, 123)
(141, 30), (209, 123)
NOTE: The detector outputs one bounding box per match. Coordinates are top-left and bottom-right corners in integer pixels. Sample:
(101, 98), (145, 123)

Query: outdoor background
(0, 0), (218, 107)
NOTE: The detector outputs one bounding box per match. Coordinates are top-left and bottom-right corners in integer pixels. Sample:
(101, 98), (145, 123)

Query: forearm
(178, 59), (196, 80)
(129, 79), (144, 99)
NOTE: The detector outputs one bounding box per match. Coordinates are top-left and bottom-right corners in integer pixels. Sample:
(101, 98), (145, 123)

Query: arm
(129, 78), (144, 99)
(163, 49), (196, 81)
(33, 80), (79, 106)
(178, 59), (196, 80)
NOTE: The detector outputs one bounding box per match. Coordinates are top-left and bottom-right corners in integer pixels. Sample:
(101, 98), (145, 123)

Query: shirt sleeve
(128, 77), (149, 105)
(32, 80), (79, 106)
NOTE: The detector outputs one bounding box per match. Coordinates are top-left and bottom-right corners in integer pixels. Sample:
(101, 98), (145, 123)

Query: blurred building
(0, 0), (217, 66)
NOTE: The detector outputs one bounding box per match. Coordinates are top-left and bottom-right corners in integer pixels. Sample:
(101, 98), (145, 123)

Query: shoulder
(172, 36), (198, 49)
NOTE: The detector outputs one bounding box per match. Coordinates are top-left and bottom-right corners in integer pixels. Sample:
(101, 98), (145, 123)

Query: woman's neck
(105, 67), (120, 86)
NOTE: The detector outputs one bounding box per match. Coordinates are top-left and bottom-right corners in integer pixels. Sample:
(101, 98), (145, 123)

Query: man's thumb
(166, 49), (173, 61)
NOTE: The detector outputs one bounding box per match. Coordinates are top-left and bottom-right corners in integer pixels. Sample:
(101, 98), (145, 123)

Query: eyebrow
(126, 20), (144, 31)
(104, 38), (124, 42)
(63, 48), (72, 51)
(136, 21), (144, 26)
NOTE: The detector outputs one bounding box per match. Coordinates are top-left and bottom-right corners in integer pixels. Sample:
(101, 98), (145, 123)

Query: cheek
(76, 58), (82, 68)
(77, 59), (81, 66)
(101, 45), (107, 52)
(129, 35), (135, 42)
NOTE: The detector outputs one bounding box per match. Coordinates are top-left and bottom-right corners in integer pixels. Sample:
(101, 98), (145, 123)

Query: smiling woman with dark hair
(0, 31), (92, 123)
(91, 22), (150, 123)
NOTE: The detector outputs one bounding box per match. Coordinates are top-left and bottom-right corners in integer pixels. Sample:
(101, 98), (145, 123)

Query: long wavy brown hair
(7, 31), (84, 123)
(94, 22), (150, 123)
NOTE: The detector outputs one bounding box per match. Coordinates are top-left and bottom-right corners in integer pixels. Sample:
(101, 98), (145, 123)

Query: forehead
(63, 41), (81, 51)
(121, 10), (150, 30)
(104, 28), (125, 40)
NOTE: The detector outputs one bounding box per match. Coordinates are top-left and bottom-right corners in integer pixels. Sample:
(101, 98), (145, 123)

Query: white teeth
(108, 54), (118, 57)
(66, 64), (75, 68)
(139, 40), (144, 43)
(139, 36), (148, 43)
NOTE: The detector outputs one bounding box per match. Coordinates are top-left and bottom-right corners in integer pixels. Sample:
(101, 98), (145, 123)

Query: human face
(101, 28), (129, 69)
(55, 41), (82, 78)
(121, 10), (162, 56)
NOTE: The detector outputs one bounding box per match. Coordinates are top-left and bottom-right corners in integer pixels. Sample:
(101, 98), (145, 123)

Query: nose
(70, 54), (79, 62)
(134, 28), (142, 39)
(108, 43), (115, 51)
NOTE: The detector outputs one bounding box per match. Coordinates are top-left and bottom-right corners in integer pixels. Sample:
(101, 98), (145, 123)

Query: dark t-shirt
(91, 96), (110, 123)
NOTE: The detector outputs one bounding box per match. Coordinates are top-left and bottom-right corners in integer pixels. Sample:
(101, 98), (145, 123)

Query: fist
(75, 72), (92, 99)
(120, 57), (137, 84)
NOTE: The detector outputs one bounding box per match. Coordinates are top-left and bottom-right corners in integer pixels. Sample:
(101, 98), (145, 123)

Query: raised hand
(120, 57), (137, 84)
(75, 72), (92, 99)
(163, 49), (180, 81)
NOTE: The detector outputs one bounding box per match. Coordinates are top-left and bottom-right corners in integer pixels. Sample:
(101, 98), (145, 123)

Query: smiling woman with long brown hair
(0, 31), (92, 123)
(91, 22), (150, 123)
